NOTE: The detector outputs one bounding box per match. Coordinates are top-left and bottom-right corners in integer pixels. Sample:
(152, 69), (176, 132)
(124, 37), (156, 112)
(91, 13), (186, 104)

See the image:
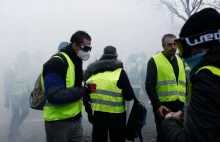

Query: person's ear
(72, 43), (80, 53)
(72, 43), (76, 49)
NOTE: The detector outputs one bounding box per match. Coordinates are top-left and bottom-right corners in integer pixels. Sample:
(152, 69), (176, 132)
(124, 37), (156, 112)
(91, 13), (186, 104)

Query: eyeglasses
(175, 29), (220, 58)
(80, 45), (92, 52)
(166, 43), (176, 47)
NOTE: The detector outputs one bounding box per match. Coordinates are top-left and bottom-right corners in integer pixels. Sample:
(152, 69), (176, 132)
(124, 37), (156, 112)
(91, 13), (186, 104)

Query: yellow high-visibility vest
(41, 52), (83, 121)
(152, 53), (186, 102)
(86, 68), (125, 113)
(188, 65), (220, 99)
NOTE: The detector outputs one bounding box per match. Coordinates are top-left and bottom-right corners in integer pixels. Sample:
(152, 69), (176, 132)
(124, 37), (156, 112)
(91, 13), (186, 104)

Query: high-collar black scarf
(61, 44), (83, 87)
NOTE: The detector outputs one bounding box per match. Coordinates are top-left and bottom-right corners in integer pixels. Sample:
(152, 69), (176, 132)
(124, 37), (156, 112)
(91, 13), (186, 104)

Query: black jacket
(145, 53), (184, 111)
(83, 58), (135, 102)
(162, 48), (220, 142)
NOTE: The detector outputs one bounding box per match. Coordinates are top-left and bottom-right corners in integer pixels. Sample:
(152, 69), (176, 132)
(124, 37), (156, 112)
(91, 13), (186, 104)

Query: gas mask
(77, 50), (90, 61)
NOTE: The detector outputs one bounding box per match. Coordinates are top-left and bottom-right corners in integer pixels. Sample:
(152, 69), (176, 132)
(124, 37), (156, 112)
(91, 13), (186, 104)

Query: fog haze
(0, 0), (184, 141)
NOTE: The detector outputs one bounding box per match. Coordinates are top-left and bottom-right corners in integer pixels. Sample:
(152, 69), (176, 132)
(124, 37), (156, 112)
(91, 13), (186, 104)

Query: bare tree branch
(194, 0), (203, 13)
(180, 0), (186, 9)
(157, 0), (218, 22)
(191, 0), (198, 13)
(185, 0), (191, 17)
(205, 0), (220, 11)
(191, 0), (203, 13)
(160, 0), (187, 21)
(206, 3), (220, 10)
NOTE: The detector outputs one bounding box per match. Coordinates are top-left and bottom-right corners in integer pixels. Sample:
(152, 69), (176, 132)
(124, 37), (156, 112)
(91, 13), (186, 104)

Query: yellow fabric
(42, 52), (83, 121)
(196, 65), (220, 76)
(87, 68), (125, 113)
(188, 65), (220, 99)
(152, 53), (186, 102)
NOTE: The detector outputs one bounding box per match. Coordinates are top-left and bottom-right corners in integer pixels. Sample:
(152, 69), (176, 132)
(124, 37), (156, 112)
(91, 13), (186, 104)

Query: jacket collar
(60, 43), (83, 87)
(84, 59), (123, 81)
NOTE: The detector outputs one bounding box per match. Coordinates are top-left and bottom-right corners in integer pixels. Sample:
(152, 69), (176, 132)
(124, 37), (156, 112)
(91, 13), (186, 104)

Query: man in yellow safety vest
(145, 34), (186, 142)
(41, 31), (96, 142)
(84, 46), (135, 142)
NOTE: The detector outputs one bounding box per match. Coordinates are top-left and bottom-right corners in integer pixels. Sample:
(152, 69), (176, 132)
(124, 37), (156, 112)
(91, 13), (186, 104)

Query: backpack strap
(52, 52), (68, 67)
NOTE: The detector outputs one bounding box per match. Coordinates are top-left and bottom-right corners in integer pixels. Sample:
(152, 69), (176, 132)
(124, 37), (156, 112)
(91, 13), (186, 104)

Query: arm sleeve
(162, 70), (220, 142)
(145, 57), (161, 110)
(117, 69), (135, 101)
(43, 57), (87, 104)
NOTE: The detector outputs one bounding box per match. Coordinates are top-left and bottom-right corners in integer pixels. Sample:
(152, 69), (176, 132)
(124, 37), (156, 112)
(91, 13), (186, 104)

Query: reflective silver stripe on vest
(91, 99), (124, 106)
(179, 80), (186, 86)
(157, 80), (176, 86)
(158, 91), (185, 97)
(157, 80), (186, 86)
(95, 89), (122, 97)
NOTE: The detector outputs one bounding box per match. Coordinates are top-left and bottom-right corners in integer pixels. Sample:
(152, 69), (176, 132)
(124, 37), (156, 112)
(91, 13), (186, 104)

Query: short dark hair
(70, 31), (91, 45)
(162, 34), (176, 47)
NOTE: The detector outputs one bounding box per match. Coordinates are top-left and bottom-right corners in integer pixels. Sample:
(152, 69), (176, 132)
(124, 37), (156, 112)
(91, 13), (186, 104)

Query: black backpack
(125, 98), (147, 142)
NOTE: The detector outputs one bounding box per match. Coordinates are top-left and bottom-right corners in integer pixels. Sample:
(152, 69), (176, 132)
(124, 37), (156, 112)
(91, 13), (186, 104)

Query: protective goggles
(175, 29), (220, 58)
(80, 45), (92, 52)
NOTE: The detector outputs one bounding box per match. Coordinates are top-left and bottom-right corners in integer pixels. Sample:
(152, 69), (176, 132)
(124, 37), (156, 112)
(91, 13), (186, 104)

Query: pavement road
(0, 99), (156, 142)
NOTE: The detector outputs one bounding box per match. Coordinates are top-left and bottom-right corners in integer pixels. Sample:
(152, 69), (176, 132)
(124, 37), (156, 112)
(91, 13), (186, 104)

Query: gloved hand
(84, 82), (96, 93)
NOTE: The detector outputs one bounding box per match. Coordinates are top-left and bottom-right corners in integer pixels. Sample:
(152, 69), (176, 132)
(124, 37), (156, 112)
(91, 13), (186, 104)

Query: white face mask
(77, 50), (90, 61)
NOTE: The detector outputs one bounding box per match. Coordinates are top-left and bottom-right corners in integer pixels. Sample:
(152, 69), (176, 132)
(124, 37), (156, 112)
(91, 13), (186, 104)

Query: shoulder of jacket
(49, 53), (68, 66)
(196, 65), (220, 77)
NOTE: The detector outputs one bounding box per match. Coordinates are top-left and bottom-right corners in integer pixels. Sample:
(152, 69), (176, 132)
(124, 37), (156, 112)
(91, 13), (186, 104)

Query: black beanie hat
(180, 8), (220, 38)
(103, 46), (117, 55)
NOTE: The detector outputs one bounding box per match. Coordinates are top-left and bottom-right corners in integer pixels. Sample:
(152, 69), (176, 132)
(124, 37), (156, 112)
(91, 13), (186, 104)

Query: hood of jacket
(83, 59), (123, 81)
